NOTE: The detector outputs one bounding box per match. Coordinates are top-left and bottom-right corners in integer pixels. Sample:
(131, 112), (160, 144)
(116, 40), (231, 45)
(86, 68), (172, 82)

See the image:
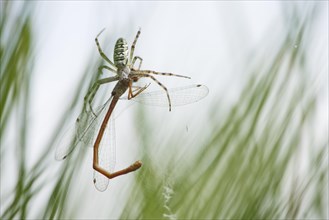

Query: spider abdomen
(114, 38), (128, 68)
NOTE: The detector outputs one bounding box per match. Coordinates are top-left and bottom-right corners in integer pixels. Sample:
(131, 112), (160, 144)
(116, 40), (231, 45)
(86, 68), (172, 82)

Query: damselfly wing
(55, 84), (208, 191)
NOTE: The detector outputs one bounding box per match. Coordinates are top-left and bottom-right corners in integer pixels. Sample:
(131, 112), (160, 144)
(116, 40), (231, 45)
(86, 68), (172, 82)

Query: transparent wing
(55, 97), (112, 160)
(126, 84), (209, 107)
(55, 124), (79, 160)
(93, 113), (116, 191)
(56, 96), (116, 191)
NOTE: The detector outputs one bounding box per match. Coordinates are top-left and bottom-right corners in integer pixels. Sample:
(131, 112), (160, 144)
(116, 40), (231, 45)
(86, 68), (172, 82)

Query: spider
(83, 28), (190, 116)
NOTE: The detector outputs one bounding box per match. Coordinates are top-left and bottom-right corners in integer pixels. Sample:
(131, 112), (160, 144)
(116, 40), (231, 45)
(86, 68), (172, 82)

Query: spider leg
(95, 29), (117, 68)
(98, 65), (117, 75)
(128, 80), (150, 99)
(132, 56), (143, 70)
(129, 28), (141, 65)
(84, 76), (120, 115)
(137, 70), (191, 79)
(132, 74), (172, 111)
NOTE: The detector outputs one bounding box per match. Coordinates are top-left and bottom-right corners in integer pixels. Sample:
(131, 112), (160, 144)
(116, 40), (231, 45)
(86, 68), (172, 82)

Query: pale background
(1, 1), (328, 219)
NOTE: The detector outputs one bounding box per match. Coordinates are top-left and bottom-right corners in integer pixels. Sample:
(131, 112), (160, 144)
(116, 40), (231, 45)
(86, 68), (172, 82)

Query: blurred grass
(0, 2), (102, 219)
(0, 1), (328, 220)
(1, 2), (33, 220)
(121, 4), (328, 220)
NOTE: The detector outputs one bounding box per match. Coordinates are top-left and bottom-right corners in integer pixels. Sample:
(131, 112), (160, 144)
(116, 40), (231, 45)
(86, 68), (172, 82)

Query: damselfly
(55, 29), (208, 191)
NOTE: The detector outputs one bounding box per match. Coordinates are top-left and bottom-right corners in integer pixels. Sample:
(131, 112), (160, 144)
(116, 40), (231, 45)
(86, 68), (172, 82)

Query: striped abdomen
(114, 38), (128, 68)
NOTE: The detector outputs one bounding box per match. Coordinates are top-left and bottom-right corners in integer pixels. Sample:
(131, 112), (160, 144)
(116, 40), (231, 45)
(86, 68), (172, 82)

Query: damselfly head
(132, 76), (139, 82)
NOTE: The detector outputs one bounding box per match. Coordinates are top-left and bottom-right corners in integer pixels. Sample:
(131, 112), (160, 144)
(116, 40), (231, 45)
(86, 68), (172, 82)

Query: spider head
(114, 38), (129, 68)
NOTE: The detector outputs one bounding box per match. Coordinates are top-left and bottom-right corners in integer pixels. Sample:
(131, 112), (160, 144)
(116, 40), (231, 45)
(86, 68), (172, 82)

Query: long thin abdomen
(93, 97), (119, 165)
